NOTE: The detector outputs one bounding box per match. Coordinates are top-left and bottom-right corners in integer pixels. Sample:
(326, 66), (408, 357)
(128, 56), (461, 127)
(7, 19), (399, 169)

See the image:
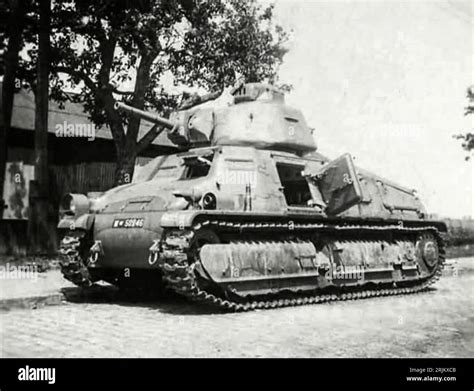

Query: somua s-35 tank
(58, 82), (446, 311)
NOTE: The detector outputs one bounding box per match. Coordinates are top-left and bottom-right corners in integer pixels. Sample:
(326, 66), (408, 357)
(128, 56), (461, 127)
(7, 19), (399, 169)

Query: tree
(0, 0), (28, 213)
(16, 0), (288, 185)
(455, 86), (474, 160)
(28, 0), (57, 254)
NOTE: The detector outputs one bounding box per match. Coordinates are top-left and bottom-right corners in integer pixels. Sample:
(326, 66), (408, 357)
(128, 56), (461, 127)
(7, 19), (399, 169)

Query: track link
(58, 232), (93, 287)
(159, 220), (446, 312)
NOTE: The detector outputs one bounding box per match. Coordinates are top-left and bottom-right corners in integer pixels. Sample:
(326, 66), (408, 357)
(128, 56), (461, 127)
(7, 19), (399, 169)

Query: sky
(269, 0), (473, 218)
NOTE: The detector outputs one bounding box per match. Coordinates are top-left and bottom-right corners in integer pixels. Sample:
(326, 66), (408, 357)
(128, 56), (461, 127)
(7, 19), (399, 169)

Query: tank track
(58, 232), (93, 287)
(160, 219), (446, 312)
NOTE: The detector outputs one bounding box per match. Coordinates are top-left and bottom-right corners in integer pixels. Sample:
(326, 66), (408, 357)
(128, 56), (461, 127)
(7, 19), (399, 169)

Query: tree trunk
(0, 0), (25, 218)
(96, 38), (159, 187)
(108, 54), (156, 186)
(28, 0), (56, 254)
(115, 146), (137, 186)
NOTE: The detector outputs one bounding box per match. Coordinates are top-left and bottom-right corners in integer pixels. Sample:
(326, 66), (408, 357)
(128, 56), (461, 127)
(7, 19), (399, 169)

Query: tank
(57, 82), (447, 311)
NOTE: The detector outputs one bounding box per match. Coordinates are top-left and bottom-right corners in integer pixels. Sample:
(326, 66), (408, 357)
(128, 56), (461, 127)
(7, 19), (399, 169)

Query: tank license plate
(112, 218), (145, 228)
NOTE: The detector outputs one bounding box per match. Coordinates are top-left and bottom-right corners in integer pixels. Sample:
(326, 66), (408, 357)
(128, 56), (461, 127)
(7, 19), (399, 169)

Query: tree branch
(125, 51), (159, 146)
(95, 33), (128, 149)
(108, 84), (134, 95)
(53, 65), (98, 93)
(98, 34), (117, 88)
(136, 123), (166, 154)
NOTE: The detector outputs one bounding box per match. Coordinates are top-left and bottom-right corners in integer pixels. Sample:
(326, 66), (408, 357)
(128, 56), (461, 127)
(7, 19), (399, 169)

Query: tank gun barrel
(114, 102), (175, 129)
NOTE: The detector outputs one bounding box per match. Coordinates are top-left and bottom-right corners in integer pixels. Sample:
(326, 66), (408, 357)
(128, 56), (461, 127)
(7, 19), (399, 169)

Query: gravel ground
(0, 257), (472, 358)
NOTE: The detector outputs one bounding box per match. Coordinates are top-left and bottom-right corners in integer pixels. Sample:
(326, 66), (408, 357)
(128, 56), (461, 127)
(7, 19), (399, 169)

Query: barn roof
(1, 82), (175, 147)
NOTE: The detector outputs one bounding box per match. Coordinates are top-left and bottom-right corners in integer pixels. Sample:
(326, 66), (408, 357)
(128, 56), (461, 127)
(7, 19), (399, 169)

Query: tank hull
(57, 123), (446, 309)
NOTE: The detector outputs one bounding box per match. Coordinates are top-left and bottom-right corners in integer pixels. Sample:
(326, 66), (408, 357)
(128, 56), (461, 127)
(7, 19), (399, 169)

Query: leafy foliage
(455, 86), (474, 160)
(169, 0), (287, 90)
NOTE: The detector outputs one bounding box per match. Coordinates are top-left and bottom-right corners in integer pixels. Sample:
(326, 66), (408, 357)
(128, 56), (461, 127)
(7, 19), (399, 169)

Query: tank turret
(114, 83), (317, 154)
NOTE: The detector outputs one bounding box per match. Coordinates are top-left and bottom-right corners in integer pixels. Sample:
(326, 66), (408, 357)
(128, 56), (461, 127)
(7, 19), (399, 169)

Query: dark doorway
(276, 163), (312, 207)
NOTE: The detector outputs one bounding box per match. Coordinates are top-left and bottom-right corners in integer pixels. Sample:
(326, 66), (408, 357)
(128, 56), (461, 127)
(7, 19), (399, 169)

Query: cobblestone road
(1, 258), (473, 358)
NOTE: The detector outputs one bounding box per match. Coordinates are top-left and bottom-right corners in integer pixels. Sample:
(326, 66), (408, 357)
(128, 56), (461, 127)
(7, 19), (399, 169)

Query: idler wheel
(416, 233), (439, 269)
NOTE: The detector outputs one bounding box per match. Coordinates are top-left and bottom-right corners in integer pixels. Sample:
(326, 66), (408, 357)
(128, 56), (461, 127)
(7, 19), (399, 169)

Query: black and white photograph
(0, 0), (473, 386)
